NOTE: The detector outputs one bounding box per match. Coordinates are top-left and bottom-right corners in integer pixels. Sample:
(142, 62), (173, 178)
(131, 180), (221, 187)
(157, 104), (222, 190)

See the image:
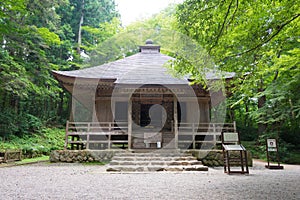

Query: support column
(174, 98), (178, 149)
(128, 99), (132, 150)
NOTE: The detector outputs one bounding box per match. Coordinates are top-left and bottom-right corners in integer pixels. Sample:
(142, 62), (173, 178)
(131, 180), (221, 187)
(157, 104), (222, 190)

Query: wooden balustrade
(178, 122), (236, 149)
(64, 121), (236, 150)
(65, 121), (129, 150)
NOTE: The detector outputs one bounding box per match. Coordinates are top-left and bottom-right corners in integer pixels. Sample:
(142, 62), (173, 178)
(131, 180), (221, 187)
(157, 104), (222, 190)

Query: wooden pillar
(128, 99), (132, 150)
(174, 98), (178, 149)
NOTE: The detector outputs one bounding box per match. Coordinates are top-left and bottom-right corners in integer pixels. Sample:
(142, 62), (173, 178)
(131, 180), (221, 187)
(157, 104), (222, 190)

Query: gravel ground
(0, 160), (299, 200)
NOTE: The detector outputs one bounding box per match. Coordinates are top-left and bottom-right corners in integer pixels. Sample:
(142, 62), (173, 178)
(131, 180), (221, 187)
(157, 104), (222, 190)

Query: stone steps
(106, 151), (208, 172)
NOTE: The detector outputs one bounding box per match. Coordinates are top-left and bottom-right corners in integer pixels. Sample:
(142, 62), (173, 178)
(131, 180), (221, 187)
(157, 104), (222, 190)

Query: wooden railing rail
(178, 122), (236, 149)
(179, 122), (236, 133)
(65, 121), (129, 150)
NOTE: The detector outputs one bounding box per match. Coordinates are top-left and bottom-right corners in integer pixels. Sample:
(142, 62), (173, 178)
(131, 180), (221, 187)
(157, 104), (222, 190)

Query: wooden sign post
(265, 139), (284, 169)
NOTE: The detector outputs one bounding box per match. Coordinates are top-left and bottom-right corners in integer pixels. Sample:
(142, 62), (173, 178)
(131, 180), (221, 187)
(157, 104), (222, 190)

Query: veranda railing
(64, 121), (236, 150)
(65, 121), (128, 150)
(178, 122), (236, 149)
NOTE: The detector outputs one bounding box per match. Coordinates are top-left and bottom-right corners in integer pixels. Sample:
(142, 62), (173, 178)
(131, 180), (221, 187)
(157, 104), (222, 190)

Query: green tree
(57, 0), (120, 53)
(175, 0), (300, 137)
(0, 0), (121, 138)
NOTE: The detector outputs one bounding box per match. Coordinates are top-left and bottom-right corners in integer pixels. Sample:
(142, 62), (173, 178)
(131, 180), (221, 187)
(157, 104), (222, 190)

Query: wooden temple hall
(52, 40), (236, 151)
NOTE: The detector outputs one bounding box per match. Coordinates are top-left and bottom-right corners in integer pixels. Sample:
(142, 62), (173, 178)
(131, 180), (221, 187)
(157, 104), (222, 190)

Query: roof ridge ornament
(139, 39), (160, 53)
(145, 39), (153, 45)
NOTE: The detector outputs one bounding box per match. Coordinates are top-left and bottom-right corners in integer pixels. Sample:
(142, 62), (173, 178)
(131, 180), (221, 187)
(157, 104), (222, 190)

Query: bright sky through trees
(115, 0), (184, 26)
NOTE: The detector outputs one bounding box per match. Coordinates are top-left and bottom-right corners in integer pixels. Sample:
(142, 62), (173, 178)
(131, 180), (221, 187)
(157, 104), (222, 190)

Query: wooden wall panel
(96, 100), (113, 122)
(199, 100), (210, 123)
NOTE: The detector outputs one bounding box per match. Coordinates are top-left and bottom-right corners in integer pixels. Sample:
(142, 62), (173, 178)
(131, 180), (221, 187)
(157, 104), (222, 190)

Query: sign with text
(265, 138), (284, 169)
(267, 139), (277, 151)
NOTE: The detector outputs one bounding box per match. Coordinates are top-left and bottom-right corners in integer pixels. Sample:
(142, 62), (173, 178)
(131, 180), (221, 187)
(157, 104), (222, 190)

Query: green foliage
(175, 0), (300, 136)
(258, 132), (299, 164)
(0, 109), (43, 137)
(0, 0), (121, 139)
(238, 123), (258, 141)
(0, 128), (65, 158)
(15, 155), (50, 165)
(37, 27), (61, 45)
(242, 137), (300, 164)
(0, 0), (120, 158)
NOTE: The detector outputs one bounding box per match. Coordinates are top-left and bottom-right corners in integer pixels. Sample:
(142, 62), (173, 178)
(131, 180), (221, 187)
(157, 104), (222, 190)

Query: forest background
(0, 0), (299, 163)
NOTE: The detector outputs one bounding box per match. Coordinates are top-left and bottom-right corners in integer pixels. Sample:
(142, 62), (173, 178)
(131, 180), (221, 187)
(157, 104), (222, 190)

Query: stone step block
(115, 153), (189, 157)
(107, 165), (208, 172)
(109, 160), (202, 166)
(106, 166), (145, 172)
(167, 161), (203, 166)
(111, 156), (196, 162)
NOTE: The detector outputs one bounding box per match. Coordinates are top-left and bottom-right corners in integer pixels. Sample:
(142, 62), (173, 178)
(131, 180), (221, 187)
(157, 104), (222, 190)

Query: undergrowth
(242, 140), (300, 165)
(0, 128), (65, 158)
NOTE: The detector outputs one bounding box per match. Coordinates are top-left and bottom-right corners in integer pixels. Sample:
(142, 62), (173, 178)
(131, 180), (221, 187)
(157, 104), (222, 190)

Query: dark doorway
(178, 102), (187, 125)
(140, 104), (151, 127)
(140, 104), (164, 127)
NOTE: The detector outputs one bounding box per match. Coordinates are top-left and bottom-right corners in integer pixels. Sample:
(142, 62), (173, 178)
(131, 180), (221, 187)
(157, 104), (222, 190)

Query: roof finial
(140, 39), (160, 53)
(145, 39), (153, 45)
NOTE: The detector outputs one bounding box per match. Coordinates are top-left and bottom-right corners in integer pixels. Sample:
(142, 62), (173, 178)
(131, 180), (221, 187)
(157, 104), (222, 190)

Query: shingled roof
(52, 40), (235, 85)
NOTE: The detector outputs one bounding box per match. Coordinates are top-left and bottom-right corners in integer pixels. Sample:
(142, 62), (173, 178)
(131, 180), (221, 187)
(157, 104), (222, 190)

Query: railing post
(233, 121), (236, 132)
(174, 98), (178, 149)
(107, 132), (111, 149)
(192, 123), (195, 133)
(4, 150), (7, 163)
(64, 120), (69, 150)
(213, 132), (216, 144)
(128, 99), (132, 150)
(193, 133), (196, 149)
(86, 123), (90, 149)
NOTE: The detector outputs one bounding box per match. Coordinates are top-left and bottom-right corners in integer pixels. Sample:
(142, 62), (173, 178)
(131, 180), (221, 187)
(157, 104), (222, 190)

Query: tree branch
(233, 13), (300, 57)
(227, 0), (239, 27)
(209, 0), (234, 54)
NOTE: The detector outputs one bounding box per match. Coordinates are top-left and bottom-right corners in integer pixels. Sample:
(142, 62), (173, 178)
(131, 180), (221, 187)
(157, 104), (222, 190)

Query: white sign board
(223, 133), (239, 142)
(267, 139), (277, 151)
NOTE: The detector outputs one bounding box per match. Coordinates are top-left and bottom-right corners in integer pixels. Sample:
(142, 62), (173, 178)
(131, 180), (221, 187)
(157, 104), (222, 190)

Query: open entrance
(140, 104), (164, 128)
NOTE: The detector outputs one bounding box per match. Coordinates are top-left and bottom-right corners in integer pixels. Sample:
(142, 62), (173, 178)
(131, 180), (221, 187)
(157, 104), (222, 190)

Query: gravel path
(0, 160), (299, 200)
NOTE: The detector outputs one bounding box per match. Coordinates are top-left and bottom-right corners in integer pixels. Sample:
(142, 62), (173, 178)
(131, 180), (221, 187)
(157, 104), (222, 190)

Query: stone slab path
(0, 160), (299, 199)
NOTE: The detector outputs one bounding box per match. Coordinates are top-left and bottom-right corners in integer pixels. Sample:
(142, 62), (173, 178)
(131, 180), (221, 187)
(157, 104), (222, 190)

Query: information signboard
(265, 138), (284, 169)
(267, 139), (277, 151)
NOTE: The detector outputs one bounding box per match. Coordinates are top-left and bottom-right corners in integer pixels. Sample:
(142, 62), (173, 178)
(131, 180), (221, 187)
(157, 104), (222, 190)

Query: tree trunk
(228, 108), (235, 122)
(58, 91), (64, 119)
(245, 99), (249, 127)
(258, 78), (267, 134)
(77, 0), (85, 54)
